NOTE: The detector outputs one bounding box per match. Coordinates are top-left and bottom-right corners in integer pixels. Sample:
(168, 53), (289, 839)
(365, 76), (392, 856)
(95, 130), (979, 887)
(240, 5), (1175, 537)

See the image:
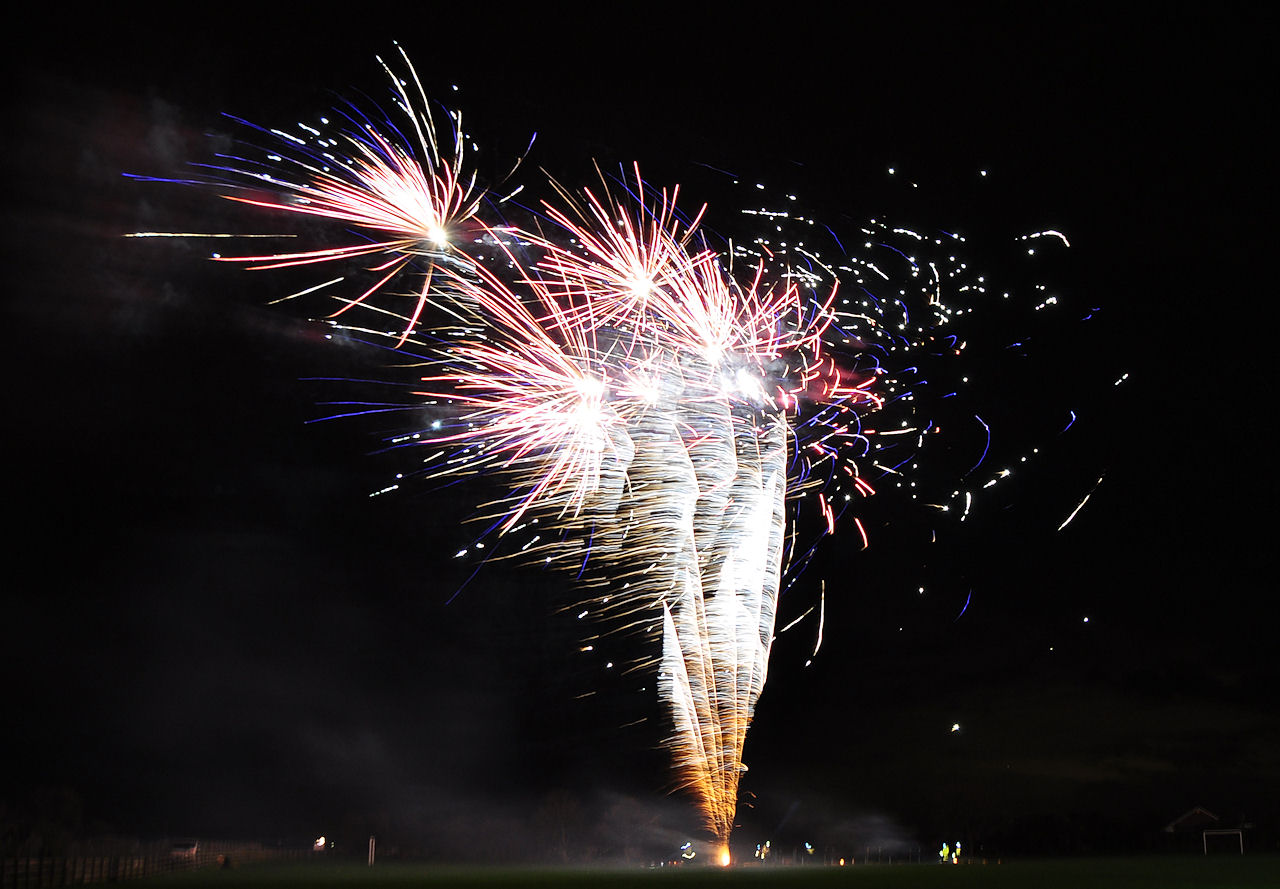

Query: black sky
(4, 9), (1274, 861)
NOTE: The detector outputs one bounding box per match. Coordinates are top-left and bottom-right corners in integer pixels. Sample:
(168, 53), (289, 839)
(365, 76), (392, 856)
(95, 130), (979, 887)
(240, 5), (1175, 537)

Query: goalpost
(1202, 829), (1244, 855)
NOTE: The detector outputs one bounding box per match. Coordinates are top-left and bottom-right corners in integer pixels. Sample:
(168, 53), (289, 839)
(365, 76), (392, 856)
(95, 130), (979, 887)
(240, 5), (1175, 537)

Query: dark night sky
(4, 9), (1274, 861)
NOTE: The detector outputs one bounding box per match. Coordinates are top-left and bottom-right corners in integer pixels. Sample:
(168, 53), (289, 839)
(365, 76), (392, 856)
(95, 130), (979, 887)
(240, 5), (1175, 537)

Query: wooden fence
(1, 844), (312, 888)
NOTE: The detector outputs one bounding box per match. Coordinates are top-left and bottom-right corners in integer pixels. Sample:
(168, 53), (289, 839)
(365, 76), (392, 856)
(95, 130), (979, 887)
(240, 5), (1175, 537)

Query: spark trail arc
(139, 47), (1072, 858)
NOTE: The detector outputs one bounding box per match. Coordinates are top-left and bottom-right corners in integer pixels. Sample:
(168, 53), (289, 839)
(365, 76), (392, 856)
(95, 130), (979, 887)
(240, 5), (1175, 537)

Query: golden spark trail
(135, 49), (1079, 855)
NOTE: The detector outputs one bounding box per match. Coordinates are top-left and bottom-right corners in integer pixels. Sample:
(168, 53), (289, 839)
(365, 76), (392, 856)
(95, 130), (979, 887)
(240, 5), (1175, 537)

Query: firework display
(139, 48), (1072, 857)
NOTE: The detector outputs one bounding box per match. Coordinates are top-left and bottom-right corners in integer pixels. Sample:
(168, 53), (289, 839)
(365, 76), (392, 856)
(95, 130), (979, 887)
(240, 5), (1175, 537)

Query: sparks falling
(132, 47), (1079, 852)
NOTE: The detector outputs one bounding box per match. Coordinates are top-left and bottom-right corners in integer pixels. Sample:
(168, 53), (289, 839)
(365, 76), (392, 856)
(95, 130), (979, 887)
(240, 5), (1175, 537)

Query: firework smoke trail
(407, 190), (826, 850)
(653, 401), (788, 851)
(137, 51), (1074, 857)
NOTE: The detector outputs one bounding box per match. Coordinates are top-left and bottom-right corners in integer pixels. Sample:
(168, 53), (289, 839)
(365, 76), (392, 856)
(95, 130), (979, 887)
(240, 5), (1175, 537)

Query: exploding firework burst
(132, 48), (1079, 855)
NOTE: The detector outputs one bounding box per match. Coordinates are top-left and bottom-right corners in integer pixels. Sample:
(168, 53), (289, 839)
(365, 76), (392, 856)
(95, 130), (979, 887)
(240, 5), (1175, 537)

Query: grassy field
(142, 855), (1279, 889)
